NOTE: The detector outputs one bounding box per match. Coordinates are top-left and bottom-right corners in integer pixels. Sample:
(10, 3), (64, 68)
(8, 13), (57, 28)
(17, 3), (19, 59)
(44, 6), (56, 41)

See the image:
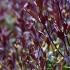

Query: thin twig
(55, 0), (69, 55)
(44, 25), (64, 57)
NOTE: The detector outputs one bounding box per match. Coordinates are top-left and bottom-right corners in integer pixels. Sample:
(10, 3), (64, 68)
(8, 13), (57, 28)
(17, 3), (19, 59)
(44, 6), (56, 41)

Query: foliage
(0, 0), (70, 70)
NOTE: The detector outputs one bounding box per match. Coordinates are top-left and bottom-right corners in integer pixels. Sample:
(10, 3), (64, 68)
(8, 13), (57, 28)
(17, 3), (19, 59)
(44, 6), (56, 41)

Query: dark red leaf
(13, 31), (17, 37)
(22, 36), (26, 47)
(7, 59), (14, 69)
(63, 24), (68, 32)
(31, 54), (36, 60)
(39, 15), (47, 24)
(2, 35), (9, 46)
(45, 37), (50, 46)
(35, 0), (43, 13)
(30, 26), (36, 35)
(39, 57), (45, 70)
(17, 18), (25, 31)
(67, 25), (70, 33)
(56, 31), (64, 41)
(26, 2), (33, 9)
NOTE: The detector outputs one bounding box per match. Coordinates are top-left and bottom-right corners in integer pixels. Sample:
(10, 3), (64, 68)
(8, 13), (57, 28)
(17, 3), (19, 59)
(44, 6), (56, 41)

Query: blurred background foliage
(0, 0), (70, 70)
